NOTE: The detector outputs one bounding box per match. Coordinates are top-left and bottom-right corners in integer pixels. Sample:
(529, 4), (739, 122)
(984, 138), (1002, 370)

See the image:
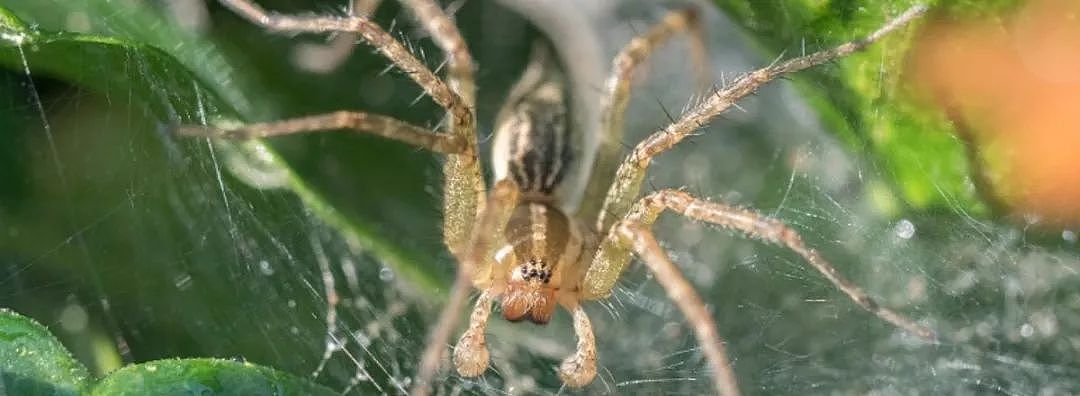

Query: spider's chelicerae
(180, 1), (934, 394)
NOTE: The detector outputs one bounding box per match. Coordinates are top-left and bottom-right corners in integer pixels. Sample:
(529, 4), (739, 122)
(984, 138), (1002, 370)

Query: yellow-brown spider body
(479, 42), (590, 326)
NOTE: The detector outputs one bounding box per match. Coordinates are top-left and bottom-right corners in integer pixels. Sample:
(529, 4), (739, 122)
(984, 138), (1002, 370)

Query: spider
(179, 1), (934, 394)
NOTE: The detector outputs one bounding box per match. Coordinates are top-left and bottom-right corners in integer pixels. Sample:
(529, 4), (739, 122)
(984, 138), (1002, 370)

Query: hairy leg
(584, 188), (936, 394)
(593, 5), (927, 232)
(396, 0), (486, 256)
(398, 0), (476, 106)
(177, 111), (466, 154)
(217, 0), (470, 128)
(579, 7), (709, 225)
(292, 0), (381, 73)
(586, 189), (937, 339)
(614, 221), (740, 396)
(215, 0), (483, 253)
(197, 3), (488, 393)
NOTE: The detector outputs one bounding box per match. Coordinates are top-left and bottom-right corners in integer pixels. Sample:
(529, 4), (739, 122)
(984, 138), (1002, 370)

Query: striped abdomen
(492, 41), (572, 198)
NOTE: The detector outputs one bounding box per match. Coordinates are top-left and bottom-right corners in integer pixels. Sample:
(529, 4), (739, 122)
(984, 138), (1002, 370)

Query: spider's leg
(579, 7), (709, 224)
(557, 302), (597, 387)
(399, 0), (476, 106)
(612, 220), (740, 396)
(177, 111), (466, 153)
(395, 0), (485, 258)
(218, 0), (469, 128)
(593, 5), (927, 232)
(412, 179), (519, 394)
(293, 0), (381, 73)
(585, 189), (937, 395)
(586, 189), (937, 338)
(216, 0), (483, 254)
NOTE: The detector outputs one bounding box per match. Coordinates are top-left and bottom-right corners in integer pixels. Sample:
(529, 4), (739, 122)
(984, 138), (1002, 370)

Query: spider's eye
(508, 259), (552, 284)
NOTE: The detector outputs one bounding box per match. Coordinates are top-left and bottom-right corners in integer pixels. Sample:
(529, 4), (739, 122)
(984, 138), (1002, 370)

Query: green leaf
(91, 359), (339, 396)
(0, 309), (91, 396)
(0, 308), (336, 395)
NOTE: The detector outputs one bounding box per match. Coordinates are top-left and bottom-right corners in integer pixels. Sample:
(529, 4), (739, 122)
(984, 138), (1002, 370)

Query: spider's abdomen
(500, 98), (571, 195)
(492, 41), (573, 200)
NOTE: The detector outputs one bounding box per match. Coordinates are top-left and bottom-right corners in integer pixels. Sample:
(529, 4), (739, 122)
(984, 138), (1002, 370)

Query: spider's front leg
(392, 0), (484, 258)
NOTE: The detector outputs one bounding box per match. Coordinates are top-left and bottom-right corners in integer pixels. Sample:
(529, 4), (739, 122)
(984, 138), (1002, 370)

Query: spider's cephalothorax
(180, 2), (932, 394)
(494, 201), (584, 324)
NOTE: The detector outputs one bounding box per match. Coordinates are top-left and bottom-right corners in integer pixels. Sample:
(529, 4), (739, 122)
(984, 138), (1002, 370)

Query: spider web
(1, 0), (1079, 395)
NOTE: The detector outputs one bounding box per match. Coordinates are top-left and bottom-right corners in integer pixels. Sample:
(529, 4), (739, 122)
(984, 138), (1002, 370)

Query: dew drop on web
(1062, 230), (1077, 244)
(379, 267), (395, 282)
(894, 219), (916, 239)
(258, 259), (275, 275)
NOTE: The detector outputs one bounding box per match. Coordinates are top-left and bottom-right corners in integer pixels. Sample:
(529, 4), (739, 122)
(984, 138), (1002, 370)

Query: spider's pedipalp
(557, 302), (597, 387)
(453, 291), (495, 377)
(414, 179), (519, 393)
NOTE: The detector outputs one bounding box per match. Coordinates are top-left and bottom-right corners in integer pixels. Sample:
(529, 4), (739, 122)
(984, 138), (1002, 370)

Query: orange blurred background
(910, 0), (1080, 226)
